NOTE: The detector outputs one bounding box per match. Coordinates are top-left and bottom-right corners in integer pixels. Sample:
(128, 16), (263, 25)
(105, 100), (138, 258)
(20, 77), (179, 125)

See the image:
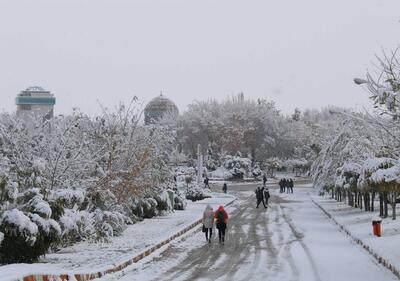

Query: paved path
(102, 183), (398, 281)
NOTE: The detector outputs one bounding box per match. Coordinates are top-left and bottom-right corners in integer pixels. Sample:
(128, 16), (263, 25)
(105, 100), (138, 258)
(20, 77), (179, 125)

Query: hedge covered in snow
(185, 185), (211, 202)
(0, 103), (186, 264)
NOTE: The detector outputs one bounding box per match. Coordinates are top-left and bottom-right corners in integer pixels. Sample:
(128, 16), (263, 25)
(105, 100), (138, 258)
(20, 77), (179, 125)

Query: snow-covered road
(100, 183), (398, 281)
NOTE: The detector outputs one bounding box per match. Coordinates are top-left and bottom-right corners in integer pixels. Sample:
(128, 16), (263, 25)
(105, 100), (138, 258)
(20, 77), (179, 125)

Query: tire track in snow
(278, 203), (322, 281)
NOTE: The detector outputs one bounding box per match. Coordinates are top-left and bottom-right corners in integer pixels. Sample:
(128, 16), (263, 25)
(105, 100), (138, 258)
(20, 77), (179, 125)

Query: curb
(19, 197), (237, 281)
(309, 195), (400, 280)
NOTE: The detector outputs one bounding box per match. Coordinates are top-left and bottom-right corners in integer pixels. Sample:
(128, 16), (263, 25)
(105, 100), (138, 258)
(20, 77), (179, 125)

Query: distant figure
(204, 177), (210, 189)
(215, 205), (229, 244)
(263, 187), (270, 206)
(279, 179), (284, 193)
(222, 182), (228, 193)
(263, 174), (267, 186)
(286, 178), (290, 194)
(255, 186), (267, 208)
(202, 204), (214, 243)
(288, 178), (294, 193)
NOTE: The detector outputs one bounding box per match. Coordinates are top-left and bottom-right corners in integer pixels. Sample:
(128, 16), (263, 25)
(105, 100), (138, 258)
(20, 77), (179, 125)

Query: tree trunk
(354, 191), (358, 208)
(364, 193), (369, 211)
(379, 193), (384, 217)
(392, 201), (396, 220)
(384, 193), (388, 218)
(371, 191), (375, 212)
(390, 192), (397, 220)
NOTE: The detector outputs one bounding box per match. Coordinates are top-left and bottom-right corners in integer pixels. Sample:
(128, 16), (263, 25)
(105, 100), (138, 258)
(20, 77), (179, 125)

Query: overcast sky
(0, 0), (399, 116)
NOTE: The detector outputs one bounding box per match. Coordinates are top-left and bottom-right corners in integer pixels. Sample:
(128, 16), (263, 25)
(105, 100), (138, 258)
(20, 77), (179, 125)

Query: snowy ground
(311, 193), (400, 275)
(0, 192), (235, 281)
(97, 184), (398, 281)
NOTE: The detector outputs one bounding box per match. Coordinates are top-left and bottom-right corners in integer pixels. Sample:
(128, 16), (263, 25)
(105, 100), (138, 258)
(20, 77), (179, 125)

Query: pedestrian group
(201, 177), (295, 245)
(279, 178), (294, 194)
(255, 185), (270, 208)
(202, 204), (229, 244)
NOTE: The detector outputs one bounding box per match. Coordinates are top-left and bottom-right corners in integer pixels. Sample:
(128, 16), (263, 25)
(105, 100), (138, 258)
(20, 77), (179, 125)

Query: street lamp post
(353, 78), (368, 85)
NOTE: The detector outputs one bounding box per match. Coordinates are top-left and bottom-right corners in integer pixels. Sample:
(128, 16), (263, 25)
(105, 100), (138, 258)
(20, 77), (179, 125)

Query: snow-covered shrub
(50, 188), (85, 209)
(142, 198), (158, 218)
(154, 190), (173, 212)
(251, 162), (262, 178)
(0, 102), (182, 263)
(185, 185), (211, 202)
(0, 208), (61, 263)
(223, 154), (252, 179)
(173, 188), (187, 210)
(128, 193), (173, 221)
(210, 167), (232, 180)
(264, 157), (282, 177)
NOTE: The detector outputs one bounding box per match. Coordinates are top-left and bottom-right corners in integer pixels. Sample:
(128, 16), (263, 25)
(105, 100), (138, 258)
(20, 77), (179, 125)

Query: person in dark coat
(263, 187), (271, 206)
(204, 177), (210, 189)
(283, 178), (288, 193)
(263, 174), (267, 186)
(255, 186), (267, 208)
(286, 178), (290, 194)
(222, 182), (228, 193)
(279, 179), (284, 193)
(214, 205), (229, 244)
(288, 178), (294, 193)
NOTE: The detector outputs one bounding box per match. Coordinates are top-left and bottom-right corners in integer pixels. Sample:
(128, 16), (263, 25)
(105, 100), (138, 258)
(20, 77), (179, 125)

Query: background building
(16, 86), (56, 120)
(144, 94), (179, 125)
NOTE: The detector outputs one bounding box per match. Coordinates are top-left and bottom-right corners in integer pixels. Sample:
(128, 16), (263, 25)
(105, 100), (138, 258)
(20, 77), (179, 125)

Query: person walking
(286, 178), (290, 194)
(289, 178), (294, 193)
(204, 177), (210, 189)
(263, 174), (267, 186)
(282, 178), (287, 193)
(263, 187), (271, 206)
(215, 205), (229, 244)
(255, 186), (267, 208)
(202, 204), (214, 243)
(279, 179), (284, 193)
(222, 182), (228, 193)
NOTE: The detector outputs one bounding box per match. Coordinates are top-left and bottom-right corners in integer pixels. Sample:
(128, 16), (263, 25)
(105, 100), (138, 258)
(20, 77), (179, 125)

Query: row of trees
(176, 93), (345, 175)
(311, 49), (400, 220)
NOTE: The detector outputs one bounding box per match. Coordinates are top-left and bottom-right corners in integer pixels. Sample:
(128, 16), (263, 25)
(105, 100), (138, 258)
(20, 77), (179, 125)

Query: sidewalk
(310, 193), (400, 278)
(0, 192), (236, 281)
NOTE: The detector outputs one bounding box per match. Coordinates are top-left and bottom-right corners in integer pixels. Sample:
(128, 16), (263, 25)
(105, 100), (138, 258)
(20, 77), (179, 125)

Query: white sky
(0, 0), (399, 116)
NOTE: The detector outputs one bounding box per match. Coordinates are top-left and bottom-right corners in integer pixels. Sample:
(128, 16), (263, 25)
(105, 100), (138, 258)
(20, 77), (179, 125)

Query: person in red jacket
(214, 205), (229, 244)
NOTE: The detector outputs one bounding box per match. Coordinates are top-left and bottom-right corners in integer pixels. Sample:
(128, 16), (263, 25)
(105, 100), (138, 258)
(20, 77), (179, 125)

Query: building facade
(16, 86), (56, 120)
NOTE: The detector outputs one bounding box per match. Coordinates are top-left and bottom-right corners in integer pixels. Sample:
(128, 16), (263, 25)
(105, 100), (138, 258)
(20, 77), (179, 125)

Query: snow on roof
(25, 86), (47, 92)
